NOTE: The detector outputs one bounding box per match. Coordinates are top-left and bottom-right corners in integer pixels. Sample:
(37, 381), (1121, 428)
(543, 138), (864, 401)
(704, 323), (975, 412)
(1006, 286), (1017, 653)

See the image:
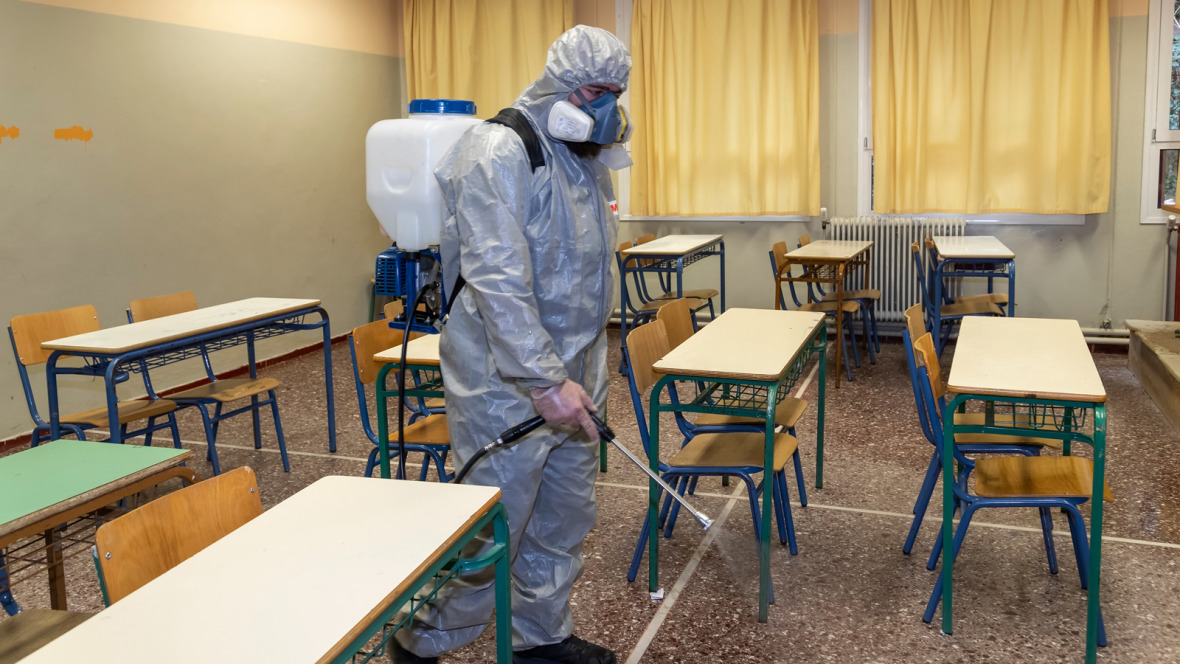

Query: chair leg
(197, 404), (221, 476)
(143, 417), (156, 447)
(165, 413), (182, 450)
(773, 471), (798, 554)
(868, 304), (881, 353)
(0, 551), (19, 616)
(664, 476), (691, 538)
(927, 496), (962, 570)
(1039, 507), (1059, 575)
(923, 504), (977, 623)
(904, 452), (941, 554)
(418, 454), (431, 481)
(1064, 505), (1108, 646)
(837, 318), (855, 383)
(364, 447), (378, 477)
(251, 394), (262, 449)
(861, 312), (876, 365)
(791, 448), (808, 507)
(269, 391), (290, 472)
(628, 506), (654, 583)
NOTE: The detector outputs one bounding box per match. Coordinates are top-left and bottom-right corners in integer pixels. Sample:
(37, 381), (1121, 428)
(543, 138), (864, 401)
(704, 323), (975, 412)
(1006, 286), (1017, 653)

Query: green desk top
(0, 440), (188, 529)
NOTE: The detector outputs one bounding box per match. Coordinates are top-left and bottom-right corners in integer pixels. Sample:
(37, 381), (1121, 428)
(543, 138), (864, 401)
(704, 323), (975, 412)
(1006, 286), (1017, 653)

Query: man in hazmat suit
(391, 25), (632, 664)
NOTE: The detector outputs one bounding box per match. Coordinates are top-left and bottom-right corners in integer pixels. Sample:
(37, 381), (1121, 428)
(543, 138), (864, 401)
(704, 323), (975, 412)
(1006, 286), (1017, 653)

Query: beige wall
(0, 0), (404, 440)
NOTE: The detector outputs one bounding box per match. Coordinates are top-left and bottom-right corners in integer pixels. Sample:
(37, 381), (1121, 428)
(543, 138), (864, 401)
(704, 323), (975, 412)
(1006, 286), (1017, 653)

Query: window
(1143, 0), (1180, 223)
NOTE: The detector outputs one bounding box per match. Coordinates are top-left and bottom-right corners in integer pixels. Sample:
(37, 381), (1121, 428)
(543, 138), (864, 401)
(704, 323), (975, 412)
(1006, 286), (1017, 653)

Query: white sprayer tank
(366, 99), (481, 251)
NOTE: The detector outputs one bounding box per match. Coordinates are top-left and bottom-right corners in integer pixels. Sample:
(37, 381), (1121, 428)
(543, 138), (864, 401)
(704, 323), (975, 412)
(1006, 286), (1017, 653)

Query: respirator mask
(547, 89), (632, 145)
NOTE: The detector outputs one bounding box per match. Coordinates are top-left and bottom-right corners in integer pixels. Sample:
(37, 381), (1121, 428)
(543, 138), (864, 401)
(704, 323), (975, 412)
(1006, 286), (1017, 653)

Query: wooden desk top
(41, 297), (321, 354)
(654, 308), (825, 381)
(19, 476), (502, 664)
(785, 240), (872, 261)
(621, 234), (723, 256)
(0, 440), (191, 539)
(374, 333), (441, 366)
(948, 317), (1105, 402)
(931, 235), (1014, 259)
(0, 609), (91, 664)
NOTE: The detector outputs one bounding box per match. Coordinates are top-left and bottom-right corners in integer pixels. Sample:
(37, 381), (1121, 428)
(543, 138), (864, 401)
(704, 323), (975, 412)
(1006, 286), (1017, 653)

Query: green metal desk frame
(336, 502), (512, 664)
(939, 396), (1105, 664)
(369, 361), (512, 663)
(647, 323), (827, 622)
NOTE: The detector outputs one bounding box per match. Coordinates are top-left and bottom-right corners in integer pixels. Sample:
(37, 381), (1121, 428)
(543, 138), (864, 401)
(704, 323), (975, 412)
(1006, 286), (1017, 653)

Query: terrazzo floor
(3, 326), (1179, 663)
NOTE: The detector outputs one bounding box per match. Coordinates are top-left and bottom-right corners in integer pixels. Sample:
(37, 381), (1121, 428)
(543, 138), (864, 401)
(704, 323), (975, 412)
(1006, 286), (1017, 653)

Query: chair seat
(385, 414), (450, 446)
(954, 292), (1009, 307)
(422, 397), (445, 410)
(799, 300), (860, 314)
(940, 299), (1003, 317)
(654, 288), (719, 301)
(952, 412), (1062, 449)
(669, 432), (797, 471)
(62, 399), (178, 427)
(973, 455), (1113, 501)
(695, 397), (807, 430)
(635, 297), (706, 314)
(821, 288), (881, 302)
(169, 377), (280, 403)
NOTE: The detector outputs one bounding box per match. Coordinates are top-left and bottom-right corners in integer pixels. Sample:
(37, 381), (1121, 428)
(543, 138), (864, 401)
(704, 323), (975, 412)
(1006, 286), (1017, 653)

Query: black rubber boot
(513, 635), (617, 664)
(388, 638), (439, 664)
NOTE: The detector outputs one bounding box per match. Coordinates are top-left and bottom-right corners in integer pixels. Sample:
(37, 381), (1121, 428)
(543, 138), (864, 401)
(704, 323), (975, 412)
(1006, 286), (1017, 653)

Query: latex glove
(530, 379), (599, 441)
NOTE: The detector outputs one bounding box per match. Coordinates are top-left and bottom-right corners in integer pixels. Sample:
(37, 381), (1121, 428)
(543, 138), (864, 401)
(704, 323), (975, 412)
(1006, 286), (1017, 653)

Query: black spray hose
(452, 416), (547, 485)
(452, 412), (713, 531)
(396, 283), (432, 481)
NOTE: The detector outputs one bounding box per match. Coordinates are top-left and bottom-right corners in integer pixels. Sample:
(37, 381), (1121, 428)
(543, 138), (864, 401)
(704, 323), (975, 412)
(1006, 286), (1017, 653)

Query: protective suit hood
(514, 25), (631, 141)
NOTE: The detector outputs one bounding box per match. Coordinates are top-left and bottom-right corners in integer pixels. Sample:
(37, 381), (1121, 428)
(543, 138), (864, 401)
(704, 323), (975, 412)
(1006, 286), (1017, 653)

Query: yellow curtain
(630, 0), (819, 216)
(404, 0), (573, 119)
(871, 0), (1111, 214)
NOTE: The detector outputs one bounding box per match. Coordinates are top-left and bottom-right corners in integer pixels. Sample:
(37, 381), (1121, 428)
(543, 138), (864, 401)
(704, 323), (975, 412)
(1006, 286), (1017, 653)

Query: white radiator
(826, 216), (966, 323)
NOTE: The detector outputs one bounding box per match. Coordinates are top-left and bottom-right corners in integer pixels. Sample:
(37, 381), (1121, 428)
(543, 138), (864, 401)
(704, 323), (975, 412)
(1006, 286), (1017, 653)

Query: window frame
(1141, 0), (1180, 224)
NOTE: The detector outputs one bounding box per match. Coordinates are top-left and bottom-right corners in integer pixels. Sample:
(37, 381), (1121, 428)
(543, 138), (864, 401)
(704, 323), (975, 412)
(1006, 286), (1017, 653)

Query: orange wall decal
(54, 126), (93, 142)
(0, 126), (18, 143)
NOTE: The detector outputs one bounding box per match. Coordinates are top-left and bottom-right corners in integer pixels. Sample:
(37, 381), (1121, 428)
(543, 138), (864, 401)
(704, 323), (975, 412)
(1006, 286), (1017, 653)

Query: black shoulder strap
(486, 108), (545, 172)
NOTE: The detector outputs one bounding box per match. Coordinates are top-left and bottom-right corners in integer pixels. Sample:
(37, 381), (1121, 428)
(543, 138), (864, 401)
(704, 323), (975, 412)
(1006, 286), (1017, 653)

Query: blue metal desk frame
(938, 378), (1105, 662)
(931, 250), (1016, 356)
(44, 303), (336, 451)
(646, 319), (826, 622)
(619, 236), (726, 336)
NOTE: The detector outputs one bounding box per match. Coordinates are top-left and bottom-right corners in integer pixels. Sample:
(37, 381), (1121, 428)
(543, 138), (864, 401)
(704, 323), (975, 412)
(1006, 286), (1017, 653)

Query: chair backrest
(912, 331), (946, 401)
(351, 319), (419, 386)
(624, 320), (671, 455)
(128, 292), (198, 322)
(798, 234), (812, 247)
(910, 241), (933, 312)
(9, 305), (100, 367)
(636, 233), (656, 245)
(903, 303), (927, 343)
(94, 466), (262, 605)
(656, 298), (695, 350)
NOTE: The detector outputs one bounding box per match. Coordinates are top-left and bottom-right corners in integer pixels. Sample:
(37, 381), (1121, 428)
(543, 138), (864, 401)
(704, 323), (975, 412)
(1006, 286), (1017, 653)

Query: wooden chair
(93, 466), (263, 605)
(769, 241), (863, 382)
(350, 319), (450, 480)
(128, 292), (287, 476)
(910, 242), (1003, 356)
(624, 320), (802, 587)
(798, 234), (882, 354)
(8, 305), (181, 447)
(912, 335), (1110, 644)
(900, 305), (1062, 557)
(631, 234), (720, 317)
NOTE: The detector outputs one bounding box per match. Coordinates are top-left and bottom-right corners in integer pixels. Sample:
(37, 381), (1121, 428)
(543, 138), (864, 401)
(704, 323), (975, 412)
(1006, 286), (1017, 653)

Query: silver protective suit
(397, 25), (631, 657)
